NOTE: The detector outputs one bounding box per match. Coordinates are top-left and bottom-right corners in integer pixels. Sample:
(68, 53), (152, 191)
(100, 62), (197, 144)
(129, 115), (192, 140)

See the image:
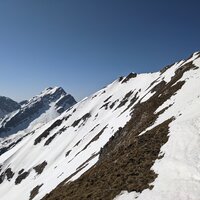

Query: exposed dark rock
(94, 113), (98, 119)
(0, 168), (15, 184)
(109, 100), (119, 109)
(115, 91), (133, 110)
(65, 150), (71, 157)
(118, 76), (124, 82)
(34, 119), (63, 145)
(92, 94), (97, 99)
(74, 140), (81, 147)
(0, 173), (4, 184)
(0, 132), (31, 156)
(193, 66), (199, 70)
(122, 73), (137, 83)
(5, 168), (14, 181)
(56, 95), (76, 114)
(71, 113), (91, 127)
(121, 92), (139, 114)
(18, 169), (25, 175)
(19, 100), (29, 106)
(33, 161), (47, 175)
(0, 99), (46, 136)
(0, 96), (20, 118)
(44, 126), (68, 146)
(89, 124), (100, 132)
(101, 90), (106, 95)
(64, 114), (72, 121)
(15, 171), (30, 185)
(72, 109), (76, 113)
(29, 184), (43, 200)
(100, 102), (110, 110)
(104, 96), (112, 103)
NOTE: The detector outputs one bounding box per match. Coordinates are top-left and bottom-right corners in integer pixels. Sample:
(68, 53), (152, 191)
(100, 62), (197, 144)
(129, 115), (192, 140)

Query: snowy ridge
(0, 52), (200, 200)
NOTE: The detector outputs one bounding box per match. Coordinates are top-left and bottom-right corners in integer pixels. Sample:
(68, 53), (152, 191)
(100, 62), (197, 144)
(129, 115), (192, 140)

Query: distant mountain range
(0, 52), (200, 200)
(0, 87), (76, 138)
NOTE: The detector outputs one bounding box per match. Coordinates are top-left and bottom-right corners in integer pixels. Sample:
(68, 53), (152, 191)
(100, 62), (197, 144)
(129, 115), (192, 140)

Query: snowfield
(0, 52), (200, 200)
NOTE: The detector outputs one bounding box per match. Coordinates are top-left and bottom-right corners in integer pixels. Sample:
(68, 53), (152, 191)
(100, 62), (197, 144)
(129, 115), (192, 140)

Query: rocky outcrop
(0, 96), (20, 118)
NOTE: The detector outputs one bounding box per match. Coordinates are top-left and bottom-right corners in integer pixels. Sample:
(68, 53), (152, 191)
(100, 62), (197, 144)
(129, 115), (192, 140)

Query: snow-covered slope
(0, 96), (20, 119)
(0, 52), (200, 200)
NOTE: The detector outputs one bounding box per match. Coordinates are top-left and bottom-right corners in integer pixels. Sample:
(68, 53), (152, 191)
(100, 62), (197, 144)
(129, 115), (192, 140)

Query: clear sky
(0, 0), (199, 102)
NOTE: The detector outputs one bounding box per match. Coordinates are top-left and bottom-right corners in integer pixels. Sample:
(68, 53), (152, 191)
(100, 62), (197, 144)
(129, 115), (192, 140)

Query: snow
(0, 70), (160, 200)
(115, 53), (200, 200)
(114, 191), (140, 200)
(0, 52), (200, 200)
(0, 86), (73, 143)
(162, 61), (184, 82)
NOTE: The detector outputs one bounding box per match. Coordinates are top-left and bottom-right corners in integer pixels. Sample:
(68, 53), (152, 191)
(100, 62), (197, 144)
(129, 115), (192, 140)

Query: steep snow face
(0, 52), (200, 200)
(0, 87), (76, 138)
(0, 96), (20, 119)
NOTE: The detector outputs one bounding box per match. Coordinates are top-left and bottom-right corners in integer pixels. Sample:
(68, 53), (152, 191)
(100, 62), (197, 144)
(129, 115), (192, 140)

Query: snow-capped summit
(0, 87), (76, 138)
(35, 87), (65, 100)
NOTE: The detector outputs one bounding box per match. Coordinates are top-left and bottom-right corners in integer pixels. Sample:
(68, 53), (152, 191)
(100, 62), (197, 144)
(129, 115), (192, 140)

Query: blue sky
(0, 0), (199, 101)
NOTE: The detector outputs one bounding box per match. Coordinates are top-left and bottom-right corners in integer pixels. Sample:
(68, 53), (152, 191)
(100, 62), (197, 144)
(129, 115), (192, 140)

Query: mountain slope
(0, 52), (200, 200)
(0, 96), (20, 119)
(0, 87), (76, 157)
(42, 52), (200, 200)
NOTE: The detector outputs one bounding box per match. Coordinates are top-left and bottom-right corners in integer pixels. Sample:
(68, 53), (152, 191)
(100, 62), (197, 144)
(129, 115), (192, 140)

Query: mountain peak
(0, 87), (76, 137)
(37, 86), (66, 99)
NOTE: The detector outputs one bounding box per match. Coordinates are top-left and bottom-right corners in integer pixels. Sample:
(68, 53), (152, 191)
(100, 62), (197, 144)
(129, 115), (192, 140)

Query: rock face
(0, 52), (200, 200)
(0, 87), (76, 137)
(19, 100), (29, 107)
(0, 96), (20, 119)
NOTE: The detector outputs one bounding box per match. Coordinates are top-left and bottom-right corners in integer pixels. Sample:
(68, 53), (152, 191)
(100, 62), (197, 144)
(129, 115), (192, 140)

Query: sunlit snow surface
(0, 53), (200, 200)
